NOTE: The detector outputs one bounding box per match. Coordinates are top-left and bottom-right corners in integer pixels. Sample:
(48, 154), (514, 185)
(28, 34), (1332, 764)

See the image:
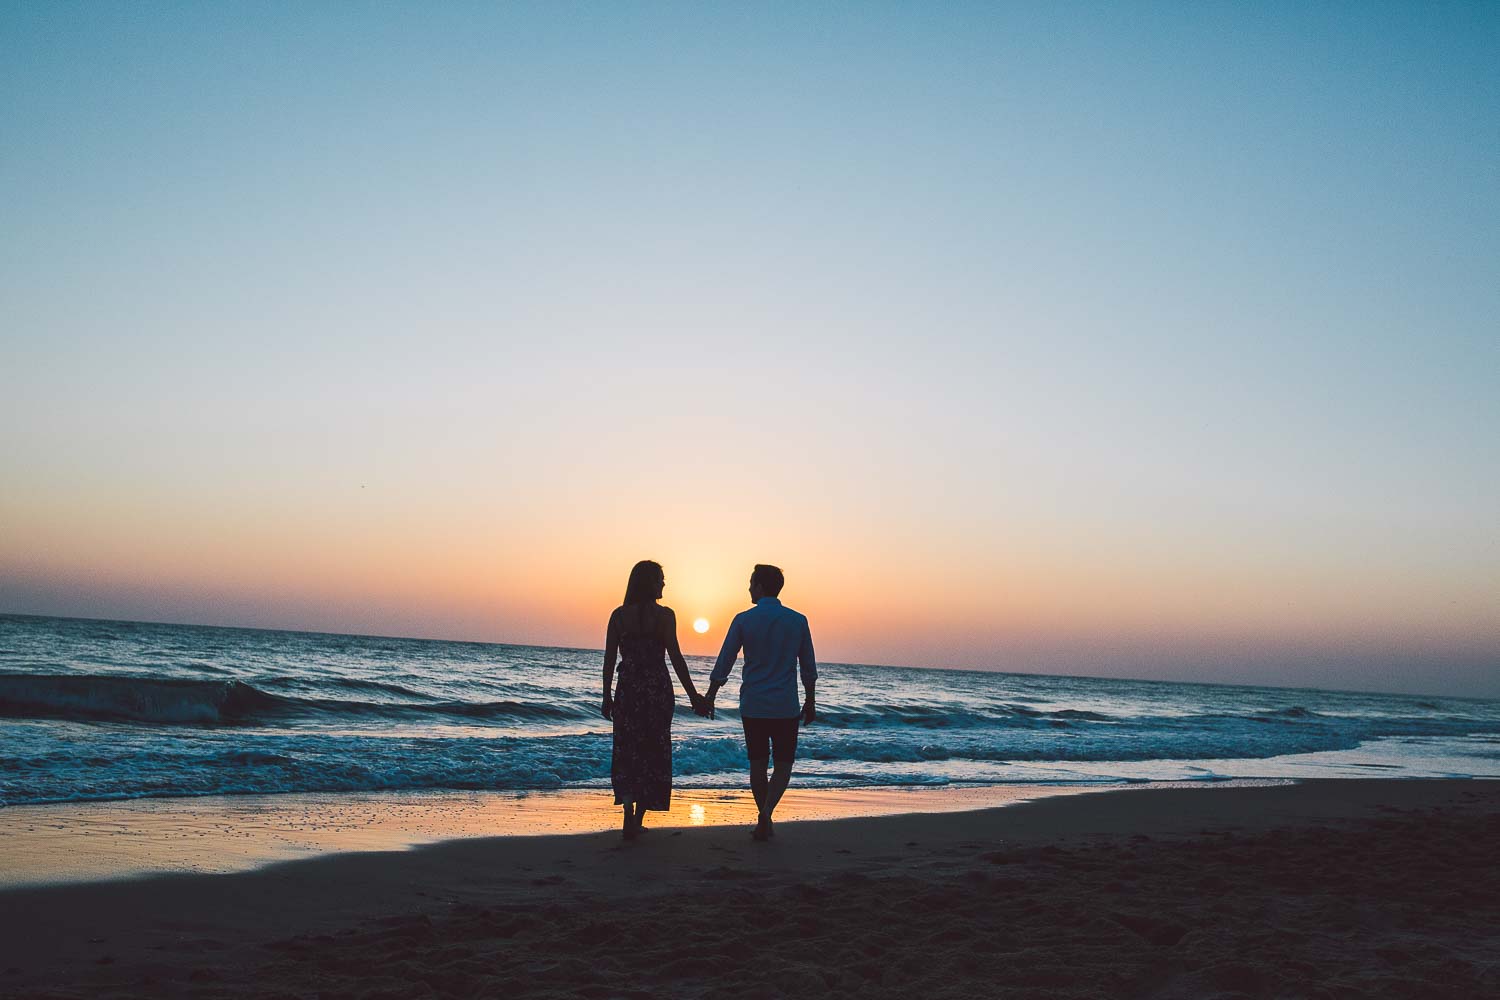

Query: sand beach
(2, 779), (1496, 999)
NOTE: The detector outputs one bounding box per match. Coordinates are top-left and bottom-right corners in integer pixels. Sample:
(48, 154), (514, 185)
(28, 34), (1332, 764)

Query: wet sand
(0, 783), (1136, 888)
(2, 779), (1496, 998)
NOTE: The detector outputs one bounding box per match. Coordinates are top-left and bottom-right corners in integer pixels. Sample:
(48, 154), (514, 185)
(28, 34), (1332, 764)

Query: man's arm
(798, 617), (817, 725)
(705, 615), (744, 716)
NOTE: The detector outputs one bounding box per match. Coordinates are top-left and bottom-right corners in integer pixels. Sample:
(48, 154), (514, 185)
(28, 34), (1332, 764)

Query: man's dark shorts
(742, 716), (800, 763)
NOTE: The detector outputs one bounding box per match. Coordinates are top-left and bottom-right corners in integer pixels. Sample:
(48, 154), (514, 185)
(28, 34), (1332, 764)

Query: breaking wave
(0, 674), (588, 726)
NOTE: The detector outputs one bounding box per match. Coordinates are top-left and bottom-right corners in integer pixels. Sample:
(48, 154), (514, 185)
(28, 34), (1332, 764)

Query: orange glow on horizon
(3, 483), (1496, 678)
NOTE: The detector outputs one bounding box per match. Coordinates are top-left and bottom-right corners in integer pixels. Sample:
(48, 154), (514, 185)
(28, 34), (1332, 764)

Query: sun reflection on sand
(0, 785), (1123, 888)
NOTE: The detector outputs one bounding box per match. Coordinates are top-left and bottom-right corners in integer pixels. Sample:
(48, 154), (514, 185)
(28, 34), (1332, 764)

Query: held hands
(689, 691), (715, 719)
(601, 693), (613, 721)
(802, 697), (816, 726)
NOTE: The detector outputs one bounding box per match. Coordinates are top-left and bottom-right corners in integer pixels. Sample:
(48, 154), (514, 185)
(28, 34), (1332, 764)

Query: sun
(692, 617), (710, 634)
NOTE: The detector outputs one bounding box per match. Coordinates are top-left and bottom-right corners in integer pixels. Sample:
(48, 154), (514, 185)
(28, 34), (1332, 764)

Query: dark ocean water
(2, 614), (1497, 806)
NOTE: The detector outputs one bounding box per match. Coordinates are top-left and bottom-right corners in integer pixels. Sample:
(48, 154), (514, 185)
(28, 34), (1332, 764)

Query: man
(705, 564), (817, 842)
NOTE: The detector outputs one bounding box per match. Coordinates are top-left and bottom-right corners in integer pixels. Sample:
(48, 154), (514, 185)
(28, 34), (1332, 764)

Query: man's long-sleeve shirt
(709, 597), (817, 719)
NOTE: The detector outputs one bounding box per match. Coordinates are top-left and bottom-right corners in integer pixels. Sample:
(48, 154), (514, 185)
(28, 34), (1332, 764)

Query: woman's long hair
(622, 560), (663, 629)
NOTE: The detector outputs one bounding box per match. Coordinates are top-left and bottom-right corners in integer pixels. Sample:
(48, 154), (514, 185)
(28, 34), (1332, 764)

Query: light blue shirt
(710, 597), (817, 719)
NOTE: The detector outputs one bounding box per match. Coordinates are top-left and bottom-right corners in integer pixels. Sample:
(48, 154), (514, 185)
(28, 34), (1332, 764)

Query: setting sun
(692, 617), (710, 634)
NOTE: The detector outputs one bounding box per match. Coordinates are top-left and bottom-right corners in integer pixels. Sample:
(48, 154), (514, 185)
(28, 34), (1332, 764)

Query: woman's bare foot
(622, 804), (636, 841)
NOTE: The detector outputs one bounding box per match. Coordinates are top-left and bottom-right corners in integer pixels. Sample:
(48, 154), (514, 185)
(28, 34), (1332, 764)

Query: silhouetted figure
(705, 564), (817, 841)
(603, 560), (708, 840)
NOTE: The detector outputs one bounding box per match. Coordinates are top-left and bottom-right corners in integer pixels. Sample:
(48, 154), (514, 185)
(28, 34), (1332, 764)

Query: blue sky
(2, 3), (1496, 695)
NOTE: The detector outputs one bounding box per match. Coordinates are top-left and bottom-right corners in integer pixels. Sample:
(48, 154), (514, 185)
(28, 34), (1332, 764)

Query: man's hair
(751, 564), (785, 597)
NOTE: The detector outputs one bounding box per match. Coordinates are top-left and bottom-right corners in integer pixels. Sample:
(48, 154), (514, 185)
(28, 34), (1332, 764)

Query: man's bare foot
(752, 816), (771, 842)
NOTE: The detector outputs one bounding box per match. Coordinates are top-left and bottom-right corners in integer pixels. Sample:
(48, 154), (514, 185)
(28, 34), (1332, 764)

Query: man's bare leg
(749, 759), (771, 839)
(749, 758), (769, 811)
(762, 760), (793, 838)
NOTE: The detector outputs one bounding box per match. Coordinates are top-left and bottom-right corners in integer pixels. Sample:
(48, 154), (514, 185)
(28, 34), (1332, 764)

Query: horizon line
(2, 608), (1492, 705)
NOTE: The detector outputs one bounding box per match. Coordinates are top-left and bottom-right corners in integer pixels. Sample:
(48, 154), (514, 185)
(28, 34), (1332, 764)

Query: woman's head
(623, 560), (664, 606)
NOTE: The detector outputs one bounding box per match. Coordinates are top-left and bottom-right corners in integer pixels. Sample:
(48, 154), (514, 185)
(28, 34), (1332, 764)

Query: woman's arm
(661, 607), (708, 716)
(601, 608), (619, 720)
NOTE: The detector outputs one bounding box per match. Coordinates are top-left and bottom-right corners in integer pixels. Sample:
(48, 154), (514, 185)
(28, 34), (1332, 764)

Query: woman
(602, 560), (708, 839)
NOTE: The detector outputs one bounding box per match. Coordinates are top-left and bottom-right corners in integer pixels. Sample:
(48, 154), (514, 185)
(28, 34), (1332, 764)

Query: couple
(602, 560), (816, 842)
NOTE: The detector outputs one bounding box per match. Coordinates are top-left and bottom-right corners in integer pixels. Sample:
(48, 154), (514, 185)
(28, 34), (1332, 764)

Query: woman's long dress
(611, 614), (674, 810)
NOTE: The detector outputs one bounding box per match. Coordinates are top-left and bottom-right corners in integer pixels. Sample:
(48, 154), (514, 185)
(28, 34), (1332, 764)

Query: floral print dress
(611, 611), (674, 810)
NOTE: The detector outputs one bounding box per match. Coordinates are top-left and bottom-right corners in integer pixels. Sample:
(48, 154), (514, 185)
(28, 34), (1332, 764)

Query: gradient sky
(3, 3), (1497, 696)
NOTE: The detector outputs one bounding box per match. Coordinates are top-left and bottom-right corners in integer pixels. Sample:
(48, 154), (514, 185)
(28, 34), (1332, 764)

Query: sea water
(2, 613), (1497, 807)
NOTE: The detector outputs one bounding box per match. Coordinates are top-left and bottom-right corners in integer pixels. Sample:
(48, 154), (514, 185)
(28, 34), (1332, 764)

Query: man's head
(748, 564), (785, 602)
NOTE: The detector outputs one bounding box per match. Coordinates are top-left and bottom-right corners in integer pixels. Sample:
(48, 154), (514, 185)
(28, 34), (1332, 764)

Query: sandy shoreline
(3, 779), (1496, 998)
(0, 783), (1137, 889)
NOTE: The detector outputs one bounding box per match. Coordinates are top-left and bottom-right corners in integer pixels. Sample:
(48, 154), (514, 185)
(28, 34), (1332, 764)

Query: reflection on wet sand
(0, 783), (1168, 887)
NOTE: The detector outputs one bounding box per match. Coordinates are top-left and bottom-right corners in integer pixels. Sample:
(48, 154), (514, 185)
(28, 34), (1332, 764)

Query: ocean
(2, 613), (1497, 808)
